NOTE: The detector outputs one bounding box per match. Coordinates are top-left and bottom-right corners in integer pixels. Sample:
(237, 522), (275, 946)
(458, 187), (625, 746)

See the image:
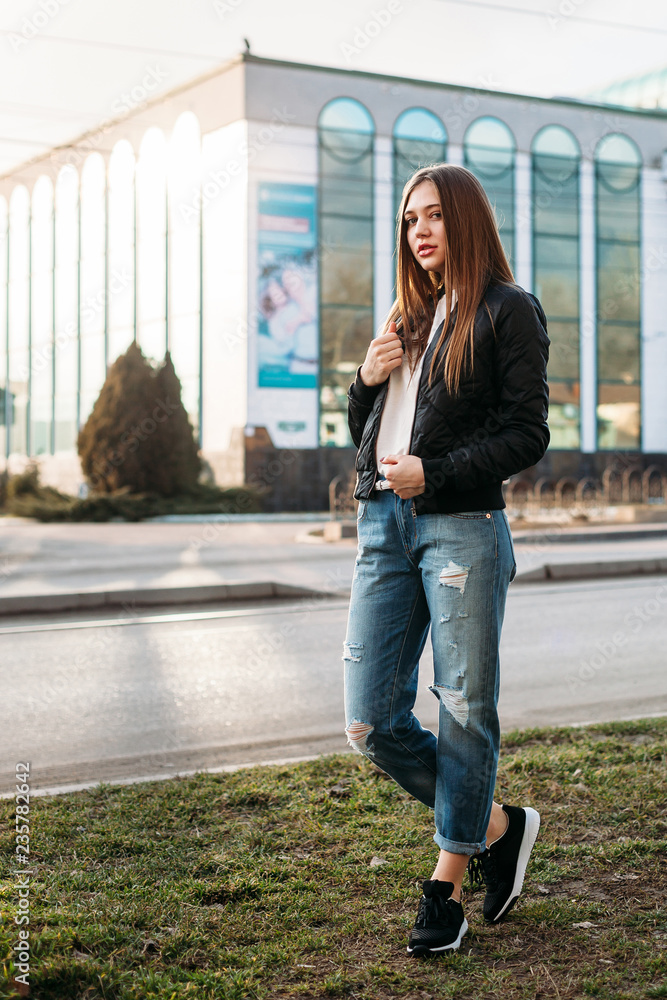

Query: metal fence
(329, 464), (667, 519)
(504, 465), (667, 516)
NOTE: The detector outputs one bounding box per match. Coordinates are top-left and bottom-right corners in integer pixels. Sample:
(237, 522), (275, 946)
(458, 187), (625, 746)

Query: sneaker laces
(414, 894), (433, 927)
(467, 855), (485, 890)
(415, 891), (452, 927)
(468, 849), (498, 891)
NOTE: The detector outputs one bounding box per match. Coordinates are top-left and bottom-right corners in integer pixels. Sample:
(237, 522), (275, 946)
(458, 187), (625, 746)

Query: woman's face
(404, 179), (446, 275)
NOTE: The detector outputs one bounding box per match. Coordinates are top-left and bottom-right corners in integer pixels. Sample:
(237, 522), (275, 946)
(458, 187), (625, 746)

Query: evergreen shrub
(77, 342), (201, 496)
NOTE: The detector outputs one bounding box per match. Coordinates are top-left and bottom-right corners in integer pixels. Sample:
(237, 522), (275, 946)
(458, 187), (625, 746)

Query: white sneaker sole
(407, 917), (469, 955)
(491, 806), (541, 922)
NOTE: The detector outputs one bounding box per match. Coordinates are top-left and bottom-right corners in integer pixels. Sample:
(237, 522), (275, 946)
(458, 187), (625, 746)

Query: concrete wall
(200, 119), (249, 486)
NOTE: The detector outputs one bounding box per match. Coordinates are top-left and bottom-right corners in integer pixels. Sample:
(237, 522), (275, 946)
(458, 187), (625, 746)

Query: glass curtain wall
(80, 153), (107, 424)
(8, 186), (30, 456)
(532, 125), (581, 449)
(136, 128), (168, 366)
(595, 134), (641, 449)
(54, 166), (79, 452)
(464, 116), (516, 265)
(393, 108), (447, 221)
(107, 140), (136, 365)
(318, 97), (375, 447)
(30, 176), (55, 455)
(0, 198), (7, 456)
(2, 114), (203, 463)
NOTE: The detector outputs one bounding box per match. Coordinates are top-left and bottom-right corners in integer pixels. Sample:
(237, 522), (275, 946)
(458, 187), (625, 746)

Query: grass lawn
(1, 717), (666, 999)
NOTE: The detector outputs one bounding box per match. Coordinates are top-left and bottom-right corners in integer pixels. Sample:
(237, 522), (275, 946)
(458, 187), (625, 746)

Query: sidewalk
(1, 514), (667, 616)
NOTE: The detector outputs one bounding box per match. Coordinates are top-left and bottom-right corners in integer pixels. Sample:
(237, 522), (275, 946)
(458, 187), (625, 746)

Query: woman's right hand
(359, 322), (404, 386)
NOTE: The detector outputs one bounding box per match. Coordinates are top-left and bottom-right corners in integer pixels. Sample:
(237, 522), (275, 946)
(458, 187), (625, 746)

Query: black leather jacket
(347, 281), (550, 514)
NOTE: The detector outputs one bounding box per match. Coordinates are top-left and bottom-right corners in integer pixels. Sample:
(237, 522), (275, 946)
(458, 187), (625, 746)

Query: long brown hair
(379, 164), (514, 393)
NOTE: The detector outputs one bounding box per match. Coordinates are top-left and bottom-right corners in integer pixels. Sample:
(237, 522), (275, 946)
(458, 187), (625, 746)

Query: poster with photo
(256, 182), (318, 388)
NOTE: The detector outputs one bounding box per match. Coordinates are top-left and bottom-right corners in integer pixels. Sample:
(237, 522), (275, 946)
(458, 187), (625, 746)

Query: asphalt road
(2, 518), (667, 601)
(3, 574), (667, 795)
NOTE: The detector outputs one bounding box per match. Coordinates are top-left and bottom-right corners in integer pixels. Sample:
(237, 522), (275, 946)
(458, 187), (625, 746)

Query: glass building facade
(0, 112), (202, 463)
(532, 126), (581, 450)
(464, 116), (516, 265)
(318, 98), (375, 448)
(594, 134), (642, 450)
(392, 108), (448, 220)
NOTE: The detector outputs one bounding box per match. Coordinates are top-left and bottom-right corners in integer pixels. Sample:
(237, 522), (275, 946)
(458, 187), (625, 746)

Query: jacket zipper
(368, 384), (389, 495)
(405, 309), (453, 511)
(405, 338), (430, 514)
(406, 314), (448, 457)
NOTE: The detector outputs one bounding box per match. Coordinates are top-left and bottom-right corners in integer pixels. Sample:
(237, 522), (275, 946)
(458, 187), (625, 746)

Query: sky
(1, 0), (666, 177)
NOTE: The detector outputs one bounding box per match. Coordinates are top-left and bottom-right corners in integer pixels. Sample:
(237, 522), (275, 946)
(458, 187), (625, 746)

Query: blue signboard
(256, 182), (318, 388)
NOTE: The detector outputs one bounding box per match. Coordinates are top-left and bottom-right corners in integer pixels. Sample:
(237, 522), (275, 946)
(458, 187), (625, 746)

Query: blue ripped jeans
(343, 485), (516, 856)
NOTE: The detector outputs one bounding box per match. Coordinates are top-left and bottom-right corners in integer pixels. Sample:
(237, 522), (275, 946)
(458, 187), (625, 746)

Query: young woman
(343, 163), (549, 957)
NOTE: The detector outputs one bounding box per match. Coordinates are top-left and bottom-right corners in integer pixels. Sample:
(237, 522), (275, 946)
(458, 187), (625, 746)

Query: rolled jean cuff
(433, 832), (487, 856)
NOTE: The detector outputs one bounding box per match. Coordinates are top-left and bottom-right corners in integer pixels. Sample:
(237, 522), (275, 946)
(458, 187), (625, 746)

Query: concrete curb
(301, 521), (667, 545)
(2, 555), (667, 616)
(514, 558), (667, 584)
(512, 525), (667, 545)
(0, 581), (338, 617)
(143, 512), (332, 523)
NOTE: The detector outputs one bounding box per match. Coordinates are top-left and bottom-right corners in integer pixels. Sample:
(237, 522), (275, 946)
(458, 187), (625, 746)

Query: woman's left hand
(380, 454), (426, 499)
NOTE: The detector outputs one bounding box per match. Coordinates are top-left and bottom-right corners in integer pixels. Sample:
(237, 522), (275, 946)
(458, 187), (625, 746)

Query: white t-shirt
(375, 292), (454, 476)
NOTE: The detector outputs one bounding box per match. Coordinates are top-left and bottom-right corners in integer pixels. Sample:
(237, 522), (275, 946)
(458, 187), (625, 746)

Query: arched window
(0, 197), (8, 457)
(464, 116), (515, 263)
(31, 176), (55, 455)
(137, 128), (168, 366)
(8, 186), (30, 456)
(393, 108), (447, 219)
(108, 140), (136, 364)
(167, 111), (202, 436)
(80, 153), (107, 425)
(595, 133), (641, 449)
(318, 97), (375, 447)
(532, 126), (581, 449)
(54, 165), (79, 451)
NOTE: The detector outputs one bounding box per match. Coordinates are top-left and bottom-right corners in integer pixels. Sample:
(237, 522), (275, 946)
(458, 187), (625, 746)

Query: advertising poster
(257, 182), (318, 388)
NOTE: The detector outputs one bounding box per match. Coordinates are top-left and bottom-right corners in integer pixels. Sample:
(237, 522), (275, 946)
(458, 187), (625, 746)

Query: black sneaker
(468, 804), (540, 923)
(406, 879), (468, 956)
